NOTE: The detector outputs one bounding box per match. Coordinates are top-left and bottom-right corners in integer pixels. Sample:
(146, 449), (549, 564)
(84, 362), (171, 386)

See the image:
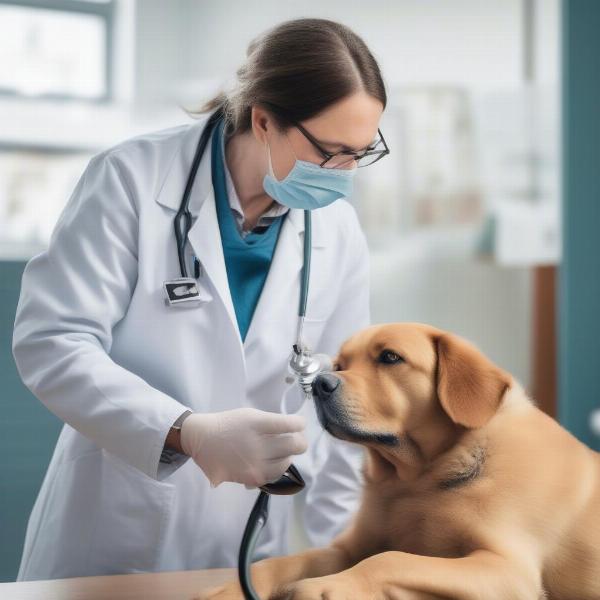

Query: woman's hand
(180, 407), (307, 488)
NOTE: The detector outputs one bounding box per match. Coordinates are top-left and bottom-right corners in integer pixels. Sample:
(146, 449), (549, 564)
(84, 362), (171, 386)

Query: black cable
(238, 465), (305, 599)
(238, 491), (270, 600)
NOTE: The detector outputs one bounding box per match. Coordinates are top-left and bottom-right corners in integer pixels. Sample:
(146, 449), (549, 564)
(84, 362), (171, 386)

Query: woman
(12, 17), (389, 580)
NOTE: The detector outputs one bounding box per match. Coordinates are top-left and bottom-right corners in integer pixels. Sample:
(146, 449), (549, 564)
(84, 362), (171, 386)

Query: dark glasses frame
(261, 101), (391, 168)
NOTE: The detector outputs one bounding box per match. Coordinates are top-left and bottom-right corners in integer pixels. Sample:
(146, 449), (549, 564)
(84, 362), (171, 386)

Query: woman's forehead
(300, 92), (384, 149)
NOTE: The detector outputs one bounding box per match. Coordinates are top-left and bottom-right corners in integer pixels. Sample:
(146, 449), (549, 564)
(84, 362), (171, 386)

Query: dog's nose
(312, 373), (340, 400)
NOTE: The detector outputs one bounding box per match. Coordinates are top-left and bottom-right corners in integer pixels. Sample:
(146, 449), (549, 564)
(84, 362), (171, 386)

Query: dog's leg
(274, 549), (543, 600)
(193, 544), (353, 600)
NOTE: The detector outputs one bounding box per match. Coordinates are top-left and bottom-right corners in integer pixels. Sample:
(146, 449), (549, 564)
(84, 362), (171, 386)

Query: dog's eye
(378, 350), (405, 365)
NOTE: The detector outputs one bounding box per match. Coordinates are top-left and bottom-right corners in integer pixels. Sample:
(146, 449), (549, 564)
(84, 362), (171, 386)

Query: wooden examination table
(0, 567), (235, 599)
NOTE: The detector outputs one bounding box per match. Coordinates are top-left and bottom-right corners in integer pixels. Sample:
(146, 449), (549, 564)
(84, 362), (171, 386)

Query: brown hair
(183, 17), (387, 140)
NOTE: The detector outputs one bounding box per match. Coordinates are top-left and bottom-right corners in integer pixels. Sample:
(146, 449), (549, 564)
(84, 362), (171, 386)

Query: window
(0, 0), (114, 102)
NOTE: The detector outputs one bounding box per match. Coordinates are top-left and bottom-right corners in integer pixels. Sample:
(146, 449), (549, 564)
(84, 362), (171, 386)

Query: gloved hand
(180, 407), (308, 489)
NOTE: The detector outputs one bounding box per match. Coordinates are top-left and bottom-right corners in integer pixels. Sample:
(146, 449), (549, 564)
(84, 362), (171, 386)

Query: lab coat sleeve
(12, 150), (192, 482)
(299, 202), (370, 548)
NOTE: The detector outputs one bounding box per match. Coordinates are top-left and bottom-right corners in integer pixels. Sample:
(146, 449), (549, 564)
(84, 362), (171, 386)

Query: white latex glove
(180, 407), (308, 489)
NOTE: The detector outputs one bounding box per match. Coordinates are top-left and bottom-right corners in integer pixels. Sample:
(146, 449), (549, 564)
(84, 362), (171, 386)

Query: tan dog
(197, 322), (600, 600)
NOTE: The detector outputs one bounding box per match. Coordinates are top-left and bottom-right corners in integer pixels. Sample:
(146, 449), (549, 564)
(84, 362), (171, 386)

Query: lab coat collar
(153, 115), (326, 248)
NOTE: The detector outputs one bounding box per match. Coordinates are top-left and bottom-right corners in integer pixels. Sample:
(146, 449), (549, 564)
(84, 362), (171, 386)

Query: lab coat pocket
(300, 314), (328, 351)
(19, 448), (104, 580)
(86, 449), (175, 575)
(303, 282), (331, 322)
(303, 276), (340, 327)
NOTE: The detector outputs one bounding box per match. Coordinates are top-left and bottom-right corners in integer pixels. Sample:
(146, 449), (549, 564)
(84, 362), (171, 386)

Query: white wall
(179, 0), (522, 91)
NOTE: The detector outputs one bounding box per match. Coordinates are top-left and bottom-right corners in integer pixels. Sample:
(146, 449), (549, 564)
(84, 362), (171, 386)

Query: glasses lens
(322, 154), (358, 169)
(322, 136), (388, 168)
(356, 152), (387, 168)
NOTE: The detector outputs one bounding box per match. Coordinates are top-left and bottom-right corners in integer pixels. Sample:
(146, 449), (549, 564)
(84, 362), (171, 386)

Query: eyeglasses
(261, 102), (390, 169)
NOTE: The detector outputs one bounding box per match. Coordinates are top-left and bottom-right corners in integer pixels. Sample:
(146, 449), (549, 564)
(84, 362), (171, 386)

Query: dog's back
(541, 449), (600, 599)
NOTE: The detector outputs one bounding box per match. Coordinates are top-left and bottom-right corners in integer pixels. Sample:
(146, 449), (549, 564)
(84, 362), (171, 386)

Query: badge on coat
(163, 277), (204, 306)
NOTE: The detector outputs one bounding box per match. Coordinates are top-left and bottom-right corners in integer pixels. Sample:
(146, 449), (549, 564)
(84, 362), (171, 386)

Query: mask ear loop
(265, 126), (299, 183)
(265, 139), (277, 180)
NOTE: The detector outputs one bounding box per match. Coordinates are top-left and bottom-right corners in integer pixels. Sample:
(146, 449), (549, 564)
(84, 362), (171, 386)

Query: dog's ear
(435, 333), (512, 428)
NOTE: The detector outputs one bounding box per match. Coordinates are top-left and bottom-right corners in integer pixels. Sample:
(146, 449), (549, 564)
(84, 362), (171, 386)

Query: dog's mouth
(313, 394), (401, 447)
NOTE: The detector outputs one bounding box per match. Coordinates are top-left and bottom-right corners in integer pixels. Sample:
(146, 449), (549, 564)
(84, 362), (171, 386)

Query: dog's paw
(270, 574), (367, 600)
(192, 582), (244, 600)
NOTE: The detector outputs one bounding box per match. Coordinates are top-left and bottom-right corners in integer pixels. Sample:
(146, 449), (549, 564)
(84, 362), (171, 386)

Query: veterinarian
(12, 17), (389, 580)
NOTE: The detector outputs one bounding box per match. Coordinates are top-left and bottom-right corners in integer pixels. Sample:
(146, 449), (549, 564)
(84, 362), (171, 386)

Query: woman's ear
(250, 105), (269, 144)
(435, 333), (512, 429)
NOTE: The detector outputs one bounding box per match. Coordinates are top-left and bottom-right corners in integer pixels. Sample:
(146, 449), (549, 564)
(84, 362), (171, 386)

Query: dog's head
(311, 323), (512, 457)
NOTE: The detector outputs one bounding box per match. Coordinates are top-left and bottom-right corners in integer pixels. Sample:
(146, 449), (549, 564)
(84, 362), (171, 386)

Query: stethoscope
(163, 108), (332, 599)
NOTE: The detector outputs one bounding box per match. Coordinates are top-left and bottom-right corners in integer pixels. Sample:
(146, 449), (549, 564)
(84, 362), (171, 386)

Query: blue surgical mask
(262, 139), (357, 210)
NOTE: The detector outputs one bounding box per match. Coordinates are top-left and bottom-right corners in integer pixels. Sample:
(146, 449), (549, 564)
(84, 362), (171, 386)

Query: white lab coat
(12, 113), (371, 581)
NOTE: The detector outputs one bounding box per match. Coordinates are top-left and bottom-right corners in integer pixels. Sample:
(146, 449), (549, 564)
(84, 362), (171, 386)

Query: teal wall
(0, 261), (62, 582)
(558, 0), (600, 450)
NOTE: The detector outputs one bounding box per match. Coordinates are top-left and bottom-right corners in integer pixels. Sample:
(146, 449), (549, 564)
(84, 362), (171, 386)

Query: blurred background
(1, 0), (598, 583)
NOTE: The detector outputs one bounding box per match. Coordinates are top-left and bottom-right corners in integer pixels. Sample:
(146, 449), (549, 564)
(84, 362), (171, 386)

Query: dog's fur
(196, 323), (600, 600)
